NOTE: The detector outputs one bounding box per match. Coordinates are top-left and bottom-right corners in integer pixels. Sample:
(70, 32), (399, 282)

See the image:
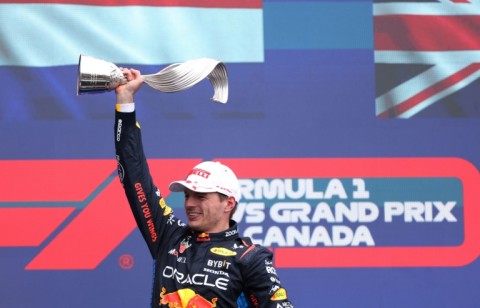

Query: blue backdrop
(1, 0), (480, 307)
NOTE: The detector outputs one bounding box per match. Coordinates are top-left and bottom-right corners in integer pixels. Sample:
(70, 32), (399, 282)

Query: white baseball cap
(169, 161), (241, 202)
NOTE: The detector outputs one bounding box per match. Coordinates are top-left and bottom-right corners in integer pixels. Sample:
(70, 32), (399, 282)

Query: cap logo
(189, 168), (211, 179)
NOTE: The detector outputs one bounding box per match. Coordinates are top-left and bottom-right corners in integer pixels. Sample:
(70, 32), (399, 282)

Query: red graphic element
(0, 0), (262, 9)
(0, 208), (75, 246)
(218, 157), (480, 268)
(118, 254), (134, 270)
(190, 168), (211, 179)
(0, 159), (199, 270)
(25, 177), (136, 270)
(0, 160), (115, 202)
(1, 158), (479, 269)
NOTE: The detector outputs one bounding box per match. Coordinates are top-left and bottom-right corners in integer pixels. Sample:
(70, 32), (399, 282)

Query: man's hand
(115, 68), (144, 104)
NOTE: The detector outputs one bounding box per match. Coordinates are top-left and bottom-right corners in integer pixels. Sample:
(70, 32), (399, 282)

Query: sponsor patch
(270, 288), (288, 301)
(210, 247), (237, 256)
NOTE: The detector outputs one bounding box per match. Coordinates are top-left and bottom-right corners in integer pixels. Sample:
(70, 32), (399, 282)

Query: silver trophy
(77, 55), (229, 103)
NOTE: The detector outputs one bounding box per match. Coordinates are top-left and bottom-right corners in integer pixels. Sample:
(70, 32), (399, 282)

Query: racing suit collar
(191, 220), (239, 242)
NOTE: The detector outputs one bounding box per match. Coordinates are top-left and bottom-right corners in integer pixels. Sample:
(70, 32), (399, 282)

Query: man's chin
(187, 221), (203, 232)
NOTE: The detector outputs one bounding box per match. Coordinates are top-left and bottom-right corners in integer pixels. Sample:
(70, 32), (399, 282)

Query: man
(114, 68), (294, 307)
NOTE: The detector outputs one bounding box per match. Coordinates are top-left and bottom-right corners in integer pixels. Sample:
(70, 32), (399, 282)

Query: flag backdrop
(1, 0), (480, 307)
(374, 0), (480, 118)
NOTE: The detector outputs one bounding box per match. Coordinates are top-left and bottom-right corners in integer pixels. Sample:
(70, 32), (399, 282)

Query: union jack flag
(374, 0), (480, 118)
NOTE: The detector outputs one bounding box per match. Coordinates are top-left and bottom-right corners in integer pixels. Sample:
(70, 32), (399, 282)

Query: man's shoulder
(232, 237), (272, 264)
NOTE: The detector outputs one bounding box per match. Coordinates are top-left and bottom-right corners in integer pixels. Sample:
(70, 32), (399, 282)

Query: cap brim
(168, 181), (217, 194)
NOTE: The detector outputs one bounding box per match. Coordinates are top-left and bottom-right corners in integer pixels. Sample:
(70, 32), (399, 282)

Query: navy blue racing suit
(114, 110), (294, 307)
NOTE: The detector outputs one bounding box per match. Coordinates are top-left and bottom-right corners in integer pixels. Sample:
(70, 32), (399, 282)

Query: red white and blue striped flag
(374, 0), (480, 118)
(0, 0), (263, 66)
(0, 0), (264, 120)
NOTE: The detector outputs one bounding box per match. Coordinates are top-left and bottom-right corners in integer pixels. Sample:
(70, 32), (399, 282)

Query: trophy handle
(77, 55), (229, 103)
(142, 58), (228, 103)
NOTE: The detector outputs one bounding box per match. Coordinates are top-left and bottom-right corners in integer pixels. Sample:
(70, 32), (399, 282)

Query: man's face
(184, 189), (231, 233)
